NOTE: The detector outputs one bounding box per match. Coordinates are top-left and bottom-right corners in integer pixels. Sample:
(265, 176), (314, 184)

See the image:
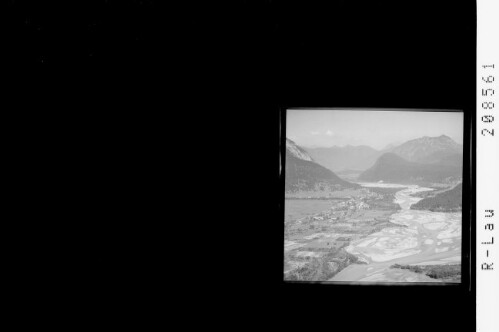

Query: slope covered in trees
(285, 152), (359, 192)
(410, 183), (462, 212)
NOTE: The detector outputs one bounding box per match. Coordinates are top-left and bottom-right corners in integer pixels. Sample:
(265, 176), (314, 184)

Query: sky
(286, 109), (463, 150)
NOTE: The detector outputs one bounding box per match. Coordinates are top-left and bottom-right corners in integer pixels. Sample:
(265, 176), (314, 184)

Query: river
(330, 183), (461, 282)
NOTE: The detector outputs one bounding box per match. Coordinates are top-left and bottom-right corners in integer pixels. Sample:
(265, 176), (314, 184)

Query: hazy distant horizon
(286, 110), (463, 150)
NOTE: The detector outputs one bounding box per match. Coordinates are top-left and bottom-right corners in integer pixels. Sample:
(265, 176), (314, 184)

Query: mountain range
(388, 135), (462, 163)
(305, 135), (462, 172)
(358, 135), (463, 183)
(305, 145), (382, 172)
(294, 135), (463, 184)
(285, 138), (358, 192)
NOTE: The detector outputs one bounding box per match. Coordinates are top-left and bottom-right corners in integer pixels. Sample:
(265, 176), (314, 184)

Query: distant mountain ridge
(305, 145), (382, 172)
(304, 135), (462, 173)
(354, 135), (463, 184)
(285, 139), (358, 192)
(292, 135), (463, 184)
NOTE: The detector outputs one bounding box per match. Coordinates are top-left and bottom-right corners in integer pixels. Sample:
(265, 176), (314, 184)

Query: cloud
(310, 131), (320, 135)
(326, 130), (334, 136)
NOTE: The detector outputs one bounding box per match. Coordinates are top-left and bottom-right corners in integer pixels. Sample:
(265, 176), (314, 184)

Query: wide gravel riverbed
(330, 183), (461, 283)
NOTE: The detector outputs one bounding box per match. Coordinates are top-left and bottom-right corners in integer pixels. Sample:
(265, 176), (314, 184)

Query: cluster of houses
(359, 188), (383, 200)
(305, 190), (381, 225)
(330, 198), (371, 212)
(358, 202), (370, 209)
(312, 215), (340, 222)
(308, 195), (375, 223)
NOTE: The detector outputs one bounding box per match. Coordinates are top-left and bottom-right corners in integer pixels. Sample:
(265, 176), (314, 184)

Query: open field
(285, 188), (365, 199)
(285, 200), (333, 223)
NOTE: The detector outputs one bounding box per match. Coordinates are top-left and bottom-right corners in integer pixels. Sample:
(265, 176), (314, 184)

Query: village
(311, 189), (379, 220)
(284, 186), (407, 280)
(286, 187), (399, 228)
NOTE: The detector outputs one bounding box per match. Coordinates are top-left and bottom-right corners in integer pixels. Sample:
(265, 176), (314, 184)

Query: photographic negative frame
(268, 1), (477, 330)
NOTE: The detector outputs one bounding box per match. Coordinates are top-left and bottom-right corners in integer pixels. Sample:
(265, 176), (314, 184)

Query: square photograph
(284, 109), (463, 283)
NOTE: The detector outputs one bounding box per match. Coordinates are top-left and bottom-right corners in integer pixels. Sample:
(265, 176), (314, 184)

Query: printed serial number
(481, 64), (495, 137)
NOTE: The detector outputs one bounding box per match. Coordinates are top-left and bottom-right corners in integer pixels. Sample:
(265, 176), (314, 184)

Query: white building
(358, 202), (370, 209)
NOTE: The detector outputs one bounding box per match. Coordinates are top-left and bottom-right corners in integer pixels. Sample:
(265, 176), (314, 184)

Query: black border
(272, 2), (476, 329)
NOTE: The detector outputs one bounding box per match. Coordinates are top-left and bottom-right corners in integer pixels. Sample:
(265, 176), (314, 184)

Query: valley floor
(284, 183), (461, 283)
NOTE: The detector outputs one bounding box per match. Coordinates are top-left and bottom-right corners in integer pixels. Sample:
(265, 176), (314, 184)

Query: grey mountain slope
(359, 152), (462, 183)
(286, 138), (314, 162)
(389, 135), (462, 163)
(285, 139), (359, 192)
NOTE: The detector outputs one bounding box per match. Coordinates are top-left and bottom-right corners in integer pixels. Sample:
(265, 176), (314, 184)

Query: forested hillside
(410, 183), (462, 212)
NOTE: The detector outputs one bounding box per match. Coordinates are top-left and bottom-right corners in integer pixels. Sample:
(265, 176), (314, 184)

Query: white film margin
(477, 0), (499, 331)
